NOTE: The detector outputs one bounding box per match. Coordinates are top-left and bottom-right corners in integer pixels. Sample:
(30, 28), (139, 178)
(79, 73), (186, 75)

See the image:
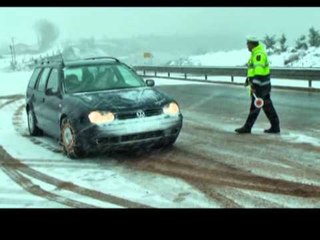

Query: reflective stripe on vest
(252, 79), (271, 86)
(252, 63), (269, 68)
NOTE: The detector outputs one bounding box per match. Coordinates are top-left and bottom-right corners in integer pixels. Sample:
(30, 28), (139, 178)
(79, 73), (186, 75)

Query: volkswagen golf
(26, 57), (183, 158)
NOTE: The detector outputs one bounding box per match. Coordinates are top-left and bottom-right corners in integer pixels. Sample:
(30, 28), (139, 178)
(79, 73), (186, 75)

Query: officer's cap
(246, 35), (260, 43)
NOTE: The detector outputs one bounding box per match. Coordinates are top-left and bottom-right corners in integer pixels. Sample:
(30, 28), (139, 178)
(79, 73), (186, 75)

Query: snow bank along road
(1, 78), (320, 208)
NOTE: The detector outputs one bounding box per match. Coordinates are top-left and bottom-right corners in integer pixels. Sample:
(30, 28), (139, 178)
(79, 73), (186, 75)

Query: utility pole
(9, 45), (13, 66)
(9, 37), (17, 70)
(12, 38), (16, 66)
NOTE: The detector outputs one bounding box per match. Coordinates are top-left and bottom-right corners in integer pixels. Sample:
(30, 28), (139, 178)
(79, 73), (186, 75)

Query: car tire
(154, 135), (178, 149)
(60, 118), (85, 159)
(27, 109), (43, 136)
(163, 135), (178, 148)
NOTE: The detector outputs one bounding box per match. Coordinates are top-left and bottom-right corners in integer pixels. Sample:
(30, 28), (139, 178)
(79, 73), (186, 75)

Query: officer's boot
(264, 119), (280, 134)
(264, 126), (280, 134)
(235, 125), (251, 134)
(263, 98), (280, 134)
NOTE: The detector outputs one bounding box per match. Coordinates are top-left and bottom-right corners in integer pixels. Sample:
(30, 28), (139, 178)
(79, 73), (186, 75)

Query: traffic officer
(235, 36), (280, 134)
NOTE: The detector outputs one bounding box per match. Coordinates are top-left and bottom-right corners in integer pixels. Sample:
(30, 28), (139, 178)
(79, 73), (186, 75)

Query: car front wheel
(60, 118), (85, 159)
(163, 135), (179, 148)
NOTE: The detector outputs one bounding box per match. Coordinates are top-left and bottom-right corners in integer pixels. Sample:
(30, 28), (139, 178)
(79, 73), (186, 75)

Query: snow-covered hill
(167, 47), (320, 68)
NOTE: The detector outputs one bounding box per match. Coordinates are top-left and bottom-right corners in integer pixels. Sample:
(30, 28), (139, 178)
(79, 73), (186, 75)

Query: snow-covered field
(0, 71), (31, 96)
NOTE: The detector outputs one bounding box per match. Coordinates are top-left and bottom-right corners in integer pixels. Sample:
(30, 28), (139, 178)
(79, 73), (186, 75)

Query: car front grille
(96, 130), (164, 145)
(116, 108), (163, 120)
(121, 130), (163, 142)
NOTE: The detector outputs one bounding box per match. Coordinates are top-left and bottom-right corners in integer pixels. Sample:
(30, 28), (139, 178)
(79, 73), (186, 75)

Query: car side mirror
(146, 79), (155, 87)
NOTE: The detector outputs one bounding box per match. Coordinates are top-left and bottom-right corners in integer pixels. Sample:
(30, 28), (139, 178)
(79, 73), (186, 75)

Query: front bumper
(77, 113), (183, 148)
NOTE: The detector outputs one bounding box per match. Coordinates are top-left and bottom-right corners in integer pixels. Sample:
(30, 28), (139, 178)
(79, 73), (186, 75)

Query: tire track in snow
(2, 100), (152, 208)
(0, 146), (151, 208)
(13, 103), (63, 154)
(179, 109), (320, 177)
(183, 116), (320, 180)
(110, 135), (320, 207)
(7, 94), (320, 207)
(0, 151), (97, 208)
(0, 95), (24, 110)
(15, 99), (318, 207)
(0, 94), (24, 100)
(112, 152), (241, 208)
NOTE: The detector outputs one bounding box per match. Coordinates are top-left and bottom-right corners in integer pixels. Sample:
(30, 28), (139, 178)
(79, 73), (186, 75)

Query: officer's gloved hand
(244, 77), (249, 87)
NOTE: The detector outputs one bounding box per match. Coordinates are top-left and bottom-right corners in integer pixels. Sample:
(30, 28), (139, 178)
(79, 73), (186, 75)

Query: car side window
(28, 68), (42, 89)
(46, 68), (59, 94)
(36, 68), (51, 92)
(64, 68), (82, 81)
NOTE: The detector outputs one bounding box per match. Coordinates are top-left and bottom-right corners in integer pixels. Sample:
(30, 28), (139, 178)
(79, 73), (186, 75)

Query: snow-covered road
(0, 75), (218, 208)
(1, 72), (320, 208)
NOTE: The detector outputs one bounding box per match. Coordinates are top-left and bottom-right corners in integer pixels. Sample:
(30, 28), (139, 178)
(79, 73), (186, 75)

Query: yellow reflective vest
(247, 44), (271, 97)
(247, 44), (270, 77)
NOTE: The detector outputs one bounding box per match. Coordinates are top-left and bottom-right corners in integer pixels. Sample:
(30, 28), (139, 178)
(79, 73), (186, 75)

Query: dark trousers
(244, 94), (280, 129)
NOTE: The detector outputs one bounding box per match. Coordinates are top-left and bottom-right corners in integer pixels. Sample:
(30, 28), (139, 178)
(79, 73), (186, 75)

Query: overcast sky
(1, 7), (320, 48)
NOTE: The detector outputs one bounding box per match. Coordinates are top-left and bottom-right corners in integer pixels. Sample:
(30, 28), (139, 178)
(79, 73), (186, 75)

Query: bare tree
(34, 19), (60, 52)
(279, 34), (288, 52)
(263, 34), (277, 50)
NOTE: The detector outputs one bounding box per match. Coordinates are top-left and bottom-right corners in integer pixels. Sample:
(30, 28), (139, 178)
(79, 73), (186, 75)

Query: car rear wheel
(60, 118), (85, 159)
(27, 109), (43, 136)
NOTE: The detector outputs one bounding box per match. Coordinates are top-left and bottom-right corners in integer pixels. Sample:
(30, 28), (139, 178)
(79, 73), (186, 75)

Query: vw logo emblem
(136, 110), (145, 118)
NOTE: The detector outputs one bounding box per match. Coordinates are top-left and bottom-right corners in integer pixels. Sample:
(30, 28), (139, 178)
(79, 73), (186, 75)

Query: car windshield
(63, 64), (146, 93)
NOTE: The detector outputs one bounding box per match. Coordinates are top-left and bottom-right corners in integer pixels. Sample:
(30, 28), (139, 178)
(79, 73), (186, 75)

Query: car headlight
(88, 111), (115, 124)
(163, 102), (180, 115)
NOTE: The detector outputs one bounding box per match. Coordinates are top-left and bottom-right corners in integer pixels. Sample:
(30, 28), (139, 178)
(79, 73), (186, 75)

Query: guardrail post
(155, 71), (157, 77)
(309, 80), (312, 88)
(205, 75), (207, 80)
(231, 76), (234, 82)
(168, 72), (170, 77)
(184, 73), (187, 79)
(143, 70), (145, 76)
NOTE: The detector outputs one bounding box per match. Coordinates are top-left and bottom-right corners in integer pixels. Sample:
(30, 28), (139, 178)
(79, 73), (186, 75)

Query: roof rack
(38, 54), (65, 67)
(84, 56), (120, 62)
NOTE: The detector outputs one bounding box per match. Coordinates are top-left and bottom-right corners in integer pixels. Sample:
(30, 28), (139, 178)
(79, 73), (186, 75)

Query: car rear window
(28, 68), (42, 89)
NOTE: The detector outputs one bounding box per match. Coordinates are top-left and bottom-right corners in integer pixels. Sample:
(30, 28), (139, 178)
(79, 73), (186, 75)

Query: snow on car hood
(70, 87), (170, 111)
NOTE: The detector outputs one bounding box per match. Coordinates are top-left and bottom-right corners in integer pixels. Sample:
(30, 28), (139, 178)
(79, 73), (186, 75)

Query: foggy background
(1, 7), (320, 65)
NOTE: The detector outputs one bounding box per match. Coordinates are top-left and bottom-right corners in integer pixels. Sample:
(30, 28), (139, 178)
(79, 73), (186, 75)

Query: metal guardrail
(134, 66), (320, 88)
